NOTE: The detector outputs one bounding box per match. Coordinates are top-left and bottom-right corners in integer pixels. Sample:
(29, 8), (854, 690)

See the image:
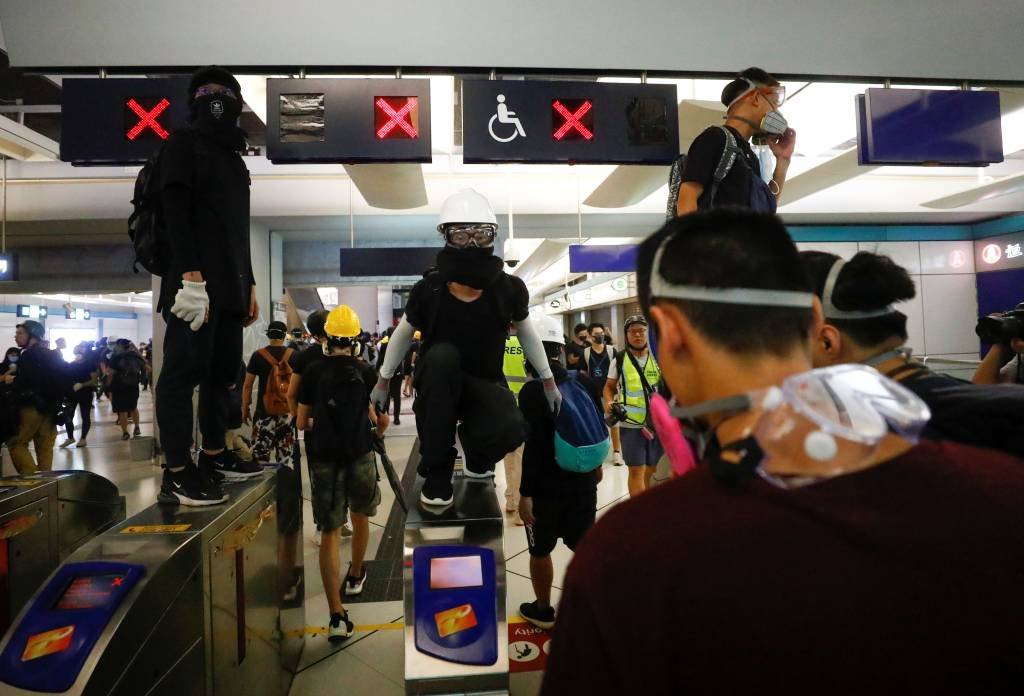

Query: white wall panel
(897, 279), (926, 355)
(920, 274), (980, 355)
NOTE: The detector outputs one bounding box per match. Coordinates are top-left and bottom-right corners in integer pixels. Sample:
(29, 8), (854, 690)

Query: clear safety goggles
(441, 223), (497, 249)
(194, 85), (238, 100)
(727, 79), (786, 109)
(667, 364), (930, 488)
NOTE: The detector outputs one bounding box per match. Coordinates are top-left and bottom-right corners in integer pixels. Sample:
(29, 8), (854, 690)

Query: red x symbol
(375, 97), (419, 139)
(552, 99), (594, 141)
(126, 98), (171, 141)
(111, 577), (123, 587)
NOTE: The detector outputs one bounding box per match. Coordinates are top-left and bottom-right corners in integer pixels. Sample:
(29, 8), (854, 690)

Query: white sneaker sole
(420, 492), (454, 507)
(158, 489), (229, 506)
(328, 626), (353, 642)
(520, 613), (556, 630)
(463, 469), (495, 479)
(344, 581), (366, 597)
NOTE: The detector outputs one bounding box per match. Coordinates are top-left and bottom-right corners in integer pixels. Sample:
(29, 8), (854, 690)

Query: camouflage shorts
(309, 451), (381, 531)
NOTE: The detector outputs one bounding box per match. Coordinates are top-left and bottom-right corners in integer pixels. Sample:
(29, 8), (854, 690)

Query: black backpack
(118, 355), (143, 387)
(128, 133), (207, 276)
(311, 362), (373, 463)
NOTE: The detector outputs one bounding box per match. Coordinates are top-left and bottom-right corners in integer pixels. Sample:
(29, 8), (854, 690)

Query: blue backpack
(553, 378), (610, 473)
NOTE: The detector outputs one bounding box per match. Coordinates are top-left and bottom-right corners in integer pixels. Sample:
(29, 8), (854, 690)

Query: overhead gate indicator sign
(462, 79), (679, 164)
(61, 78), (191, 165)
(266, 78), (432, 163)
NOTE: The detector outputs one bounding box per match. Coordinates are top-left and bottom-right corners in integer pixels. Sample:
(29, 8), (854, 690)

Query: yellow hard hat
(324, 305), (361, 339)
(413, 330), (422, 341)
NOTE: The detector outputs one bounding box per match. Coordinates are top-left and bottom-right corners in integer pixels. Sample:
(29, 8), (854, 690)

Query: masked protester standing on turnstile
(371, 190), (561, 508)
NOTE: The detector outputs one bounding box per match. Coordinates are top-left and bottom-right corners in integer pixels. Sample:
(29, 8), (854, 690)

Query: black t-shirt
(159, 128), (253, 314)
(67, 360), (95, 385)
(247, 345), (291, 417)
(543, 439), (1024, 695)
(520, 363), (603, 498)
(565, 342), (586, 370)
(404, 273), (529, 381)
(288, 342), (327, 375)
(681, 125), (763, 209)
(297, 355), (378, 461)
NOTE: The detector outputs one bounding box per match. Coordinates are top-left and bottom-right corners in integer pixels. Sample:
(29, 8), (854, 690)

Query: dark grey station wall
(2, 1), (1023, 82)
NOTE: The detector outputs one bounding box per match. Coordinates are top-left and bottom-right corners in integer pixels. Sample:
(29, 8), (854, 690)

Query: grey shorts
(309, 451), (381, 531)
(620, 426), (664, 467)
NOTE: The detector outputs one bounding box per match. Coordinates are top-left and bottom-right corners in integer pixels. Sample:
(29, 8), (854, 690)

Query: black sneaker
(519, 601), (556, 630)
(343, 564), (367, 596)
(196, 453), (226, 486)
(328, 611), (353, 642)
(199, 449), (263, 482)
(158, 467), (228, 507)
(420, 471), (454, 507)
(133, 426), (142, 438)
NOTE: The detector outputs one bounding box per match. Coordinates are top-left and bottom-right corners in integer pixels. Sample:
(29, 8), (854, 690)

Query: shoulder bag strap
(706, 126), (741, 208)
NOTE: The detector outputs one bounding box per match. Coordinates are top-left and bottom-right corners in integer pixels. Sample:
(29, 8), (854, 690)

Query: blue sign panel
(61, 78), (191, 165)
(0, 252), (17, 281)
(569, 244), (638, 273)
(857, 89), (1003, 166)
(340, 247), (440, 277)
(463, 80), (678, 165)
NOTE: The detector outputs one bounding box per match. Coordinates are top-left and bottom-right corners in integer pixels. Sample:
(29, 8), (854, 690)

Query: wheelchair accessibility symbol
(488, 94), (526, 143)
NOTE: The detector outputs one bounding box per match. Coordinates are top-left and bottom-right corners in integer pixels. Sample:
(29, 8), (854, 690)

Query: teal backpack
(553, 378), (610, 473)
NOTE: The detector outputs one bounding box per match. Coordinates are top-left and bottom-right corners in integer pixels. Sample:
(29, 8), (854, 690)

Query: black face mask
(191, 94), (245, 149)
(704, 434), (764, 486)
(436, 247), (504, 289)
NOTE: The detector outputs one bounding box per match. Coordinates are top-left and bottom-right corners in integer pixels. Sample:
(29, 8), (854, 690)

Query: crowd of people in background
(1, 332), (154, 473)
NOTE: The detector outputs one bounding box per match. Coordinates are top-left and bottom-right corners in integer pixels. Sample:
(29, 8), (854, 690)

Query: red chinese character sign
(375, 96), (419, 140)
(124, 97), (171, 141)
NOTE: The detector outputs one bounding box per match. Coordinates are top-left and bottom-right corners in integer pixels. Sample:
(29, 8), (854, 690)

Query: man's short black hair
(573, 323), (588, 335)
(638, 209), (813, 357)
(721, 67), (780, 107)
(588, 322), (606, 333)
(306, 310), (329, 340)
(800, 251), (915, 348)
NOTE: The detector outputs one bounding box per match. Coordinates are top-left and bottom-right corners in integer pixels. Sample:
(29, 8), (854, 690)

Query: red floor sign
(508, 621), (551, 673)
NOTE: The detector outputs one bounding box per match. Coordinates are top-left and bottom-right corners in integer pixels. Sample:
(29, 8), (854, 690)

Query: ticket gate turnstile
(404, 475), (509, 695)
(0, 470), (304, 696)
(0, 471), (126, 635)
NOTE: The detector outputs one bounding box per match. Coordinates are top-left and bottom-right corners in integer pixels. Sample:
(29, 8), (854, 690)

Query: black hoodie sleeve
(518, 380), (552, 498)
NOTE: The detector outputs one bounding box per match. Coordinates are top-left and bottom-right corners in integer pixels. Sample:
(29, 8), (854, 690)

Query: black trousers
(412, 343), (526, 479)
(388, 376), (402, 421)
(156, 309), (243, 468)
(62, 391), (93, 440)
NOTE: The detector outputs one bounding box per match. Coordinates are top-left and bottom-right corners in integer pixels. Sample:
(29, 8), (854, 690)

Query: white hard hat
(531, 312), (565, 346)
(438, 189), (498, 229)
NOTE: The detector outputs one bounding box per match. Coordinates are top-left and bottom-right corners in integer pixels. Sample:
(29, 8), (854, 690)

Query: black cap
(267, 321), (288, 337)
(189, 66), (242, 104)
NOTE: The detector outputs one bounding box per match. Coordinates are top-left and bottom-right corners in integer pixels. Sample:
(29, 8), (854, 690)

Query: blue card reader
(0, 560), (145, 693)
(413, 545), (497, 666)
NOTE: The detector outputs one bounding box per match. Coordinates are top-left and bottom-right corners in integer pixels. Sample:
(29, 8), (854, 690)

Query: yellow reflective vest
(503, 336), (529, 400)
(620, 351), (661, 425)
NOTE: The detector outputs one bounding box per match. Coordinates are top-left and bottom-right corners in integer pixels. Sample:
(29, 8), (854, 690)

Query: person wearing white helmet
(373, 189), (562, 507)
(516, 311), (604, 630)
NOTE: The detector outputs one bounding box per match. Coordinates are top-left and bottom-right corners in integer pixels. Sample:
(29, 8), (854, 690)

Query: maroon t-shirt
(542, 440), (1024, 695)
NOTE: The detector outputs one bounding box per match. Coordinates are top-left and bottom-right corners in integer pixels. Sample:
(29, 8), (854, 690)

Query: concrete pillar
(377, 285), (394, 331)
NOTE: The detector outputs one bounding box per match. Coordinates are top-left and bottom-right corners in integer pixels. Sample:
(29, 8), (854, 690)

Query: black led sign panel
(61, 78), (191, 165)
(266, 78), (432, 163)
(462, 80), (678, 164)
(339, 247), (440, 277)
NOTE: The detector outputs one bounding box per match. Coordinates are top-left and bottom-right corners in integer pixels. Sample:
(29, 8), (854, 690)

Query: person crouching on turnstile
(517, 314), (603, 630)
(296, 305), (389, 642)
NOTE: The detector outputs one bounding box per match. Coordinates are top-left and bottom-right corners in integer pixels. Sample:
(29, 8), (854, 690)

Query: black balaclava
(188, 66), (245, 151)
(436, 247), (504, 290)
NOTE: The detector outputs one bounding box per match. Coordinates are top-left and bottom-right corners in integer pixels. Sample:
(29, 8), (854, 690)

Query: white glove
(543, 378), (562, 417)
(171, 280), (210, 332)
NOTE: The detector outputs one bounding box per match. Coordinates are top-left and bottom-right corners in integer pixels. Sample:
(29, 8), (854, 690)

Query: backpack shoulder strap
(583, 347), (592, 366)
(282, 348), (294, 367)
(258, 347), (279, 367)
(706, 126), (741, 208)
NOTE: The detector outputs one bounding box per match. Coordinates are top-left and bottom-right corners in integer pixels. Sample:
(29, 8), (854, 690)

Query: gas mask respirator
(643, 235), (931, 488)
(726, 78), (789, 136)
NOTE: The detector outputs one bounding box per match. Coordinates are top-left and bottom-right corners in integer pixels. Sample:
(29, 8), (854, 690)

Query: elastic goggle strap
(726, 78), (759, 109)
(822, 259), (895, 320)
(650, 237), (815, 309)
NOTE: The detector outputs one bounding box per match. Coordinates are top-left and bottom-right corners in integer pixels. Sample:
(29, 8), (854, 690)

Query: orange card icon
(21, 625), (75, 662)
(434, 603), (478, 638)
